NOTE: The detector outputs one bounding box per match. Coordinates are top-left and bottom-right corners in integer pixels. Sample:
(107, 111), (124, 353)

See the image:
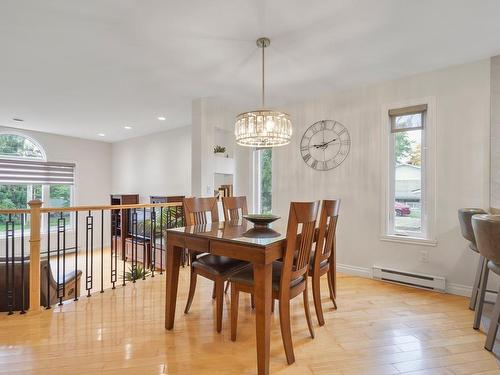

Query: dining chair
(471, 214), (500, 351)
(221, 196), (249, 294)
(222, 196), (248, 221)
(183, 197), (249, 332)
(229, 201), (320, 365)
(309, 199), (340, 326)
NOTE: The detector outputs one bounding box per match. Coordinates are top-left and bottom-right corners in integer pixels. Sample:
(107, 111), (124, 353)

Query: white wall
(191, 98), (252, 202)
(111, 125), (191, 202)
(271, 59), (491, 292)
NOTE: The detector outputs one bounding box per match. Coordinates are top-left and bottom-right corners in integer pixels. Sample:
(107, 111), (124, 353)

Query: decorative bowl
(243, 214), (280, 228)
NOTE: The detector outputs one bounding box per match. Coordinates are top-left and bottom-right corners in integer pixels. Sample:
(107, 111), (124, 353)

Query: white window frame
(0, 131), (76, 237)
(380, 97), (437, 246)
(252, 149), (262, 213)
(252, 148), (273, 214)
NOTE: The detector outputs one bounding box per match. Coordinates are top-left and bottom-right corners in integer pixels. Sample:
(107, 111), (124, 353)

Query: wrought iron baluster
(122, 209), (127, 287)
(159, 207), (163, 274)
(46, 212), (51, 309)
(85, 211), (94, 297)
(57, 212), (66, 306)
(74, 211), (79, 301)
(111, 209), (117, 289)
(20, 213), (26, 314)
(142, 207), (146, 280)
(151, 208), (156, 277)
(6, 214), (14, 315)
(100, 210), (104, 293)
(131, 208), (137, 282)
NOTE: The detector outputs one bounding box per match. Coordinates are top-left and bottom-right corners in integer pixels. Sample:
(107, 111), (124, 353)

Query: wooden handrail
(0, 202), (182, 215)
(0, 208), (30, 215)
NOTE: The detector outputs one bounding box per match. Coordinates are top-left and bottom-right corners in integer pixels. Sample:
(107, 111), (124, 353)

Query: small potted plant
(213, 145), (226, 156)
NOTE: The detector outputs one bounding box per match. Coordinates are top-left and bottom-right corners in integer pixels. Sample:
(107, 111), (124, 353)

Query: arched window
(0, 133), (74, 233)
(0, 133), (46, 160)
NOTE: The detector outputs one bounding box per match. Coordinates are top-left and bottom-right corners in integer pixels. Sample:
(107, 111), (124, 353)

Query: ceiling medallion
(235, 37), (292, 147)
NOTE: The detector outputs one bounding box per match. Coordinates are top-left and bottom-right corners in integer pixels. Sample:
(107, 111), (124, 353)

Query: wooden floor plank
(0, 269), (499, 374)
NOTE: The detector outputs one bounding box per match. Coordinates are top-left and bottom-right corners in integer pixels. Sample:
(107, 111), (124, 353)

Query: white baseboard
(446, 283), (472, 297)
(336, 263), (490, 299)
(336, 263), (372, 278)
(446, 282), (497, 302)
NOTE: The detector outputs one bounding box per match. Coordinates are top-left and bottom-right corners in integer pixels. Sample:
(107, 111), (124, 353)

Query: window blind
(0, 159), (75, 185)
(389, 104), (427, 133)
(388, 104), (427, 117)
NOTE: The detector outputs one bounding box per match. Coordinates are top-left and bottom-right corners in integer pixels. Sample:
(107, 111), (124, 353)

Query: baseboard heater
(372, 266), (445, 292)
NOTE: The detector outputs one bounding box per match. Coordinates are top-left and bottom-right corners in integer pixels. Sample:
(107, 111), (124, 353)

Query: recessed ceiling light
(12, 118), (24, 122)
(157, 116), (166, 121)
(124, 126), (132, 130)
(97, 133), (106, 137)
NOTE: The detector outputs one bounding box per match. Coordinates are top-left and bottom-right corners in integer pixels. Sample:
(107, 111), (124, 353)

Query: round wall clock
(300, 120), (351, 171)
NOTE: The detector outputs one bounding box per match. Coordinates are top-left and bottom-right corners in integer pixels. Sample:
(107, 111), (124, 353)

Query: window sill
(380, 234), (437, 247)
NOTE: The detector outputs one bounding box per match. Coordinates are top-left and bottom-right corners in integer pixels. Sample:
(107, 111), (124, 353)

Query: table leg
(165, 242), (182, 330)
(254, 262), (272, 375)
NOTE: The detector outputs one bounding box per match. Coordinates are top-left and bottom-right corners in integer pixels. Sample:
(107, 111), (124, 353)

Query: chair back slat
(222, 196), (248, 221)
(183, 197), (219, 226)
(313, 200), (341, 269)
(281, 201), (320, 294)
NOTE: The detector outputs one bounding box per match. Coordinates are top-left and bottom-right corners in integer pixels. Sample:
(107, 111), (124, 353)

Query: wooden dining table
(164, 218), (286, 375)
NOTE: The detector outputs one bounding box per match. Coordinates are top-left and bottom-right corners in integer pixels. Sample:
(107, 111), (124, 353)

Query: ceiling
(1, 0), (500, 142)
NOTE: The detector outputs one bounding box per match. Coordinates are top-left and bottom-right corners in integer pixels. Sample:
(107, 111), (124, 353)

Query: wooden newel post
(28, 199), (42, 312)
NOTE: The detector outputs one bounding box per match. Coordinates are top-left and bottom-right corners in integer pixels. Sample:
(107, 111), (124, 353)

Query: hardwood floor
(0, 270), (499, 374)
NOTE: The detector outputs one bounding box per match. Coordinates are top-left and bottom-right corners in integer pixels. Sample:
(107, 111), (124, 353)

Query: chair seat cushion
(308, 250), (329, 271)
(229, 262), (303, 292)
(488, 260), (500, 276)
(192, 254), (248, 276)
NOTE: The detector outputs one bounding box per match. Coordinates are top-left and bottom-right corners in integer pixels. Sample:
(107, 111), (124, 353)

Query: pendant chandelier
(235, 37), (292, 147)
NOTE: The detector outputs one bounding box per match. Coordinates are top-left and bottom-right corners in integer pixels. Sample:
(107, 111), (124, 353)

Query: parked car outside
(395, 201), (411, 216)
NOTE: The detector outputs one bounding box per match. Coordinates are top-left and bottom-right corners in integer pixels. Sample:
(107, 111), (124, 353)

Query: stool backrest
(472, 214), (500, 264)
(458, 208), (487, 246)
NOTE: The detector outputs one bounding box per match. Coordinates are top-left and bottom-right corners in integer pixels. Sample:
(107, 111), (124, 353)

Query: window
(253, 148), (272, 214)
(0, 133), (75, 234)
(383, 102), (435, 243)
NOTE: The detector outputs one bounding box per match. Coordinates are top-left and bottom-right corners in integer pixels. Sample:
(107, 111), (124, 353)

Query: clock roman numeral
(311, 160), (318, 169)
(303, 153), (312, 163)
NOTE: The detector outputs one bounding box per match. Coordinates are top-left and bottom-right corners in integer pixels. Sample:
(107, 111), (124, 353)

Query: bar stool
(472, 214), (500, 351)
(458, 208), (487, 310)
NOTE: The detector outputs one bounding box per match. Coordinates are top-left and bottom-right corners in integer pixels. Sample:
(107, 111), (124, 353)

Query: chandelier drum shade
(235, 38), (292, 147)
(235, 110), (292, 147)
